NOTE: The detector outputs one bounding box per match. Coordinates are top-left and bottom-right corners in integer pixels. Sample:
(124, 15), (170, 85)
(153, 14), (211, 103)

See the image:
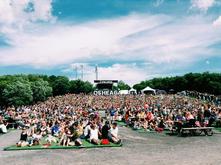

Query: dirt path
(0, 127), (221, 165)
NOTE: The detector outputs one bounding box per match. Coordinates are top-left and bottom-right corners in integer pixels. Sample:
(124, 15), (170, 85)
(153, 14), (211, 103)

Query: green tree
(70, 80), (94, 94)
(134, 72), (221, 95)
(3, 81), (33, 106)
(0, 79), (8, 107)
(117, 81), (131, 90)
(51, 76), (70, 96)
(31, 79), (52, 103)
(83, 81), (94, 94)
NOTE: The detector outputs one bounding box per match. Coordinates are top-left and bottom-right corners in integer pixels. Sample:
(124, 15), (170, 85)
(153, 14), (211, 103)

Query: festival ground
(1, 126), (221, 165)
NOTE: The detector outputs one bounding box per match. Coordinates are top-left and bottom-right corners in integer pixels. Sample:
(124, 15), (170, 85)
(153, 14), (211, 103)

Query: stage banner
(93, 90), (119, 96)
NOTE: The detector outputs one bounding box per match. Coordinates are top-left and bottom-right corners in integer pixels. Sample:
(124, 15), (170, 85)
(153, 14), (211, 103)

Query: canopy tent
(129, 88), (137, 94)
(141, 86), (156, 94)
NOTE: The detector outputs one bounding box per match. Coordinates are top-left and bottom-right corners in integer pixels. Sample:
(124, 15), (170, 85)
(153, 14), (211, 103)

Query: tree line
(0, 72), (220, 107)
(133, 72), (221, 95)
(0, 74), (94, 107)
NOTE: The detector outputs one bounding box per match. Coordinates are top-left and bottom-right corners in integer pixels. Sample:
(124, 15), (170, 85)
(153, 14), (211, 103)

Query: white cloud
(31, 0), (54, 22)
(0, 13), (221, 83)
(0, 14), (172, 67)
(0, 0), (54, 34)
(213, 16), (221, 26)
(64, 62), (186, 85)
(65, 63), (148, 85)
(190, 0), (216, 12)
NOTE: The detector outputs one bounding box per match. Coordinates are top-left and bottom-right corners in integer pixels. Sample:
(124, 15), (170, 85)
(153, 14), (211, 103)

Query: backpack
(101, 139), (110, 145)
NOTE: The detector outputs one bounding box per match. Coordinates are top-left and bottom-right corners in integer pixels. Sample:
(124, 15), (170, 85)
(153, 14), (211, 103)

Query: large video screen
(96, 83), (113, 90)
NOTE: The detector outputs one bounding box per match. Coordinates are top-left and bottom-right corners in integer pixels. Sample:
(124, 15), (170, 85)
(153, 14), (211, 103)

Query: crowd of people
(185, 91), (221, 106)
(0, 95), (121, 147)
(0, 93), (221, 147)
(122, 95), (221, 133)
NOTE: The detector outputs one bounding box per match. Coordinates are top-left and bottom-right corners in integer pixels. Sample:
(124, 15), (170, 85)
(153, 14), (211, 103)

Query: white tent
(119, 90), (129, 95)
(129, 88), (137, 94)
(141, 86), (156, 94)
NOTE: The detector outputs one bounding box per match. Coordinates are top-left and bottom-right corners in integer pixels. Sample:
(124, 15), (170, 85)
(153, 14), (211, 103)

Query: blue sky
(0, 0), (221, 85)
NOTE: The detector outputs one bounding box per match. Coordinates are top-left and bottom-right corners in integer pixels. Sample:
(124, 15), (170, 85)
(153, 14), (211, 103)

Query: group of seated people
(16, 116), (121, 147)
(0, 93), (221, 145)
(120, 95), (221, 133)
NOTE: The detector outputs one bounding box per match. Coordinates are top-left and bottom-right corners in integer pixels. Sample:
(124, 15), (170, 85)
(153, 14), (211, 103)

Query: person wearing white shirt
(109, 123), (121, 144)
(0, 123), (7, 133)
(89, 124), (100, 145)
(84, 123), (91, 139)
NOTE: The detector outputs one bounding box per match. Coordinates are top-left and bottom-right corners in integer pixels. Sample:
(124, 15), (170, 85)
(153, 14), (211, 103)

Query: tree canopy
(133, 72), (221, 95)
(0, 74), (94, 107)
(117, 81), (131, 90)
(3, 80), (33, 106)
(0, 72), (220, 107)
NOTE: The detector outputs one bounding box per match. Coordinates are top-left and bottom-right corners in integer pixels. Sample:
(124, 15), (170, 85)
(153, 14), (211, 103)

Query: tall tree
(117, 81), (131, 90)
(3, 80), (33, 107)
(70, 80), (94, 94)
(51, 76), (70, 96)
(31, 79), (52, 103)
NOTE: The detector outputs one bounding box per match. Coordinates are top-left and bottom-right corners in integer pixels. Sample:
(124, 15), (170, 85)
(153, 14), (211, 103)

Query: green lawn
(116, 121), (171, 134)
(4, 138), (122, 151)
(214, 127), (221, 132)
(116, 121), (127, 127)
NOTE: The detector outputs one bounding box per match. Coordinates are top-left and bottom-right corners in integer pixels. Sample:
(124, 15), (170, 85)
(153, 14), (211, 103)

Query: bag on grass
(101, 139), (110, 145)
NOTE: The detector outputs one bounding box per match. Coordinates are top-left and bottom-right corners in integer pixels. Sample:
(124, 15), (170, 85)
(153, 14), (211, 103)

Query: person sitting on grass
(89, 123), (101, 145)
(31, 130), (42, 146)
(155, 119), (165, 133)
(133, 119), (141, 130)
(142, 119), (149, 131)
(77, 120), (84, 138)
(109, 123), (121, 144)
(101, 121), (110, 145)
(0, 117), (7, 134)
(51, 121), (60, 137)
(45, 134), (57, 144)
(83, 122), (91, 139)
(16, 127), (29, 147)
(69, 122), (82, 146)
(59, 126), (71, 146)
(40, 121), (50, 137)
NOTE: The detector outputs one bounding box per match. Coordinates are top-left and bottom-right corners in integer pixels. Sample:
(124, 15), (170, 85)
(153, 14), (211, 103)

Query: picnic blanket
(4, 138), (122, 151)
